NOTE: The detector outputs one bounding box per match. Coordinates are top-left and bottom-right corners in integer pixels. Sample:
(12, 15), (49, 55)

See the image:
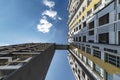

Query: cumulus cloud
(43, 0), (55, 8)
(36, 0), (62, 33)
(42, 10), (57, 19)
(42, 9), (62, 20)
(37, 18), (53, 33)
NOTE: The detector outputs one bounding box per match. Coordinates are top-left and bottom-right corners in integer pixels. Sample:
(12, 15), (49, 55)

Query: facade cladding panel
(68, 0), (120, 80)
(0, 43), (68, 80)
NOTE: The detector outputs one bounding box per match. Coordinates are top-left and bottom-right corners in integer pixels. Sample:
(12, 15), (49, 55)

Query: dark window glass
(105, 53), (120, 67)
(79, 37), (81, 42)
(82, 16), (84, 20)
(88, 40), (94, 43)
(82, 7), (85, 12)
(86, 47), (91, 54)
(118, 31), (120, 45)
(98, 33), (109, 44)
(83, 21), (86, 28)
(82, 71), (85, 78)
(76, 37), (78, 42)
(82, 46), (85, 51)
(78, 69), (80, 73)
(92, 46), (99, 49)
(79, 25), (81, 30)
(74, 29), (75, 32)
(93, 50), (101, 59)
(99, 13), (109, 26)
(118, 13), (120, 20)
(76, 27), (78, 31)
(87, 9), (92, 16)
(104, 48), (117, 53)
(89, 21), (94, 35)
(89, 21), (94, 29)
(87, 0), (92, 6)
(78, 75), (80, 79)
(94, 1), (102, 10)
(83, 36), (86, 42)
(89, 30), (94, 35)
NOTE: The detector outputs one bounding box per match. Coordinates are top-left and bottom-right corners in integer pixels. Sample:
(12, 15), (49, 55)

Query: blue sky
(0, 0), (75, 80)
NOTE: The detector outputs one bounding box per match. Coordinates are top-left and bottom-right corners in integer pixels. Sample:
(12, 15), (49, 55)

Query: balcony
(69, 44), (120, 74)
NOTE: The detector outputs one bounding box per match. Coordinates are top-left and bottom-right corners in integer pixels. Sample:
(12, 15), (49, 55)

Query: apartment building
(68, 0), (120, 80)
(0, 43), (55, 80)
(0, 43), (68, 80)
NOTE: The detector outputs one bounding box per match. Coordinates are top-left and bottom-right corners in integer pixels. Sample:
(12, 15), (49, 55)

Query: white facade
(68, 0), (120, 80)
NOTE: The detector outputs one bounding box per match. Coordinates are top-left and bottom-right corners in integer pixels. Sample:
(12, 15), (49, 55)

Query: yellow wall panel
(69, 0), (100, 30)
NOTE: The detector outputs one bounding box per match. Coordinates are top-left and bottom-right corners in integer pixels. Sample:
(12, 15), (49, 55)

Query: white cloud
(42, 10), (57, 19)
(37, 18), (53, 33)
(42, 9), (62, 20)
(43, 0), (55, 8)
(58, 17), (62, 20)
(36, 0), (62, 33)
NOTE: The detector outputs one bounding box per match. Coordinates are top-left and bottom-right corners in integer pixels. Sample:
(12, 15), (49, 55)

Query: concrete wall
(4, 44), (55, 80)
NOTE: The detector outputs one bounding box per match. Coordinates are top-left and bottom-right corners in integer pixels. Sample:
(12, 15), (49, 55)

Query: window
(88, 40), (94, 43)
(119, 0), (120, 4)
(78, 75), (80, 79)
(87, 59), (92, 67)
(82, 46), (85, 51)
(87, 0), (92, 6)
(79, 45), (81, 49)
(94, 1), (102, 10)
(93, 49), (101, 59)
(89, 21), (94, 35)
(99, 13), (109, 26)
(104, 48), (117, 54)
(79, 37), (81, 42)
(82, 7), (85, 12)
(79, 12), (81, 15)
(76, 27), (78, 31)
(118, 13), (120, 20)
(89, 21), (94, 29)
(79, 25), (81, 30)
(87, 9), (92, 16)
(89, 30), (94, 35)
(73, 68), (75, 71)
(79, 19), (81, 23)
(74, 29), (75, 32)
(75, 64), (77, 68)
(86, 47), (91, 54)
(83, 36), (86, 42)
(92, 46), (99, 49)
(119, 31), (120, 45)
(74, 37), (75, 41)
(105, 53), (120, 67)
(78, 69), (80, 73)
(83, 21), (86, 27)
(82, 71), (85, 78)
(76, 37), (78, 42)
(94, 64), (103, 77)
(82, 16), (85, 20)
(98, 33), (109, 44)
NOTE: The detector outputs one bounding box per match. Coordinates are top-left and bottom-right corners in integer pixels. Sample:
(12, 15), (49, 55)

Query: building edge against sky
(0, 43), (68, 80)
(0, 43), (55, 80)
(67, 0), (120, 80)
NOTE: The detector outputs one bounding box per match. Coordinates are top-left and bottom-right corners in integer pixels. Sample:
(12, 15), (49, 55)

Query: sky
(0, 0), (75, 80)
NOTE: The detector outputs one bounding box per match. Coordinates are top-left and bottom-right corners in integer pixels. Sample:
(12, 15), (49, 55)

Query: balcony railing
(69, 44), (120, 74)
